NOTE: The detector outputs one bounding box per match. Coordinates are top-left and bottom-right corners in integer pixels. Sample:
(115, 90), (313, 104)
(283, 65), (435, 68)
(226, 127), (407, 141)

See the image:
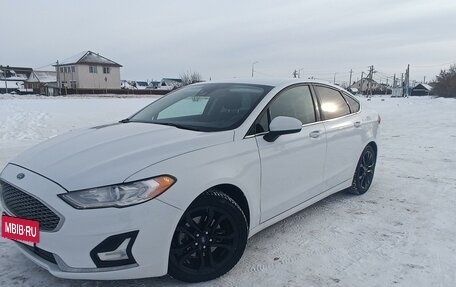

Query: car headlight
(58, 175), (176, 209)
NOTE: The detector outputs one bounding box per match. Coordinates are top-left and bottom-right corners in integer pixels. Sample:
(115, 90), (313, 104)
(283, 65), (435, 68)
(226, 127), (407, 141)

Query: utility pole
(292, 69), (298, 78)
(349, 69), (353, 87)
(360, 72), (364, 95)
(423, 76), (426, 84)
(385, 78), (388, 95)
(251, 61), (258, 78)
(367, 65), (375, 97)
(401, 73), (404, 97)
(56, 60), (61, 95)
(393, 74), (396, 88)
(333, 72), (337, 84)
(405, 64), (410, 97)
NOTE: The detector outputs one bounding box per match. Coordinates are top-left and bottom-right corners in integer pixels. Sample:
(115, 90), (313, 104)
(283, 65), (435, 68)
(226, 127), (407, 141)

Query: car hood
(11, 122), (234, 191)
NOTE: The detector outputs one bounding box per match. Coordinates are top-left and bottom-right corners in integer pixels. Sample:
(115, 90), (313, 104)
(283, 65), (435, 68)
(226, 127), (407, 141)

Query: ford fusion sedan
(0, 79), (379, 282)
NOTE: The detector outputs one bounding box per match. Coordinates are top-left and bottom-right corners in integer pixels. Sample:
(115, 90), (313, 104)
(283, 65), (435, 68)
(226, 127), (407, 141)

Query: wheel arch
(367, 141), (378, 156)
(197, 184), (251, 228)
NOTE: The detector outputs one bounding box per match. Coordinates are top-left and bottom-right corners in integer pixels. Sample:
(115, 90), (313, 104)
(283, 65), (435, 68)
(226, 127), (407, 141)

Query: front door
(252, 85), (327, 222)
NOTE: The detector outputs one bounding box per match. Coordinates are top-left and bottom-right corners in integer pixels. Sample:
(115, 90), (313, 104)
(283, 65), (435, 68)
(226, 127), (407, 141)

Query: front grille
(20, 243), (57, 264)
(0, 180), (61, 231)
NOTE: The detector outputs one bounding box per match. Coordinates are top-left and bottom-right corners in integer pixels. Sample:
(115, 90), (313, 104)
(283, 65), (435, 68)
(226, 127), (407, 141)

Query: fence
(57, 88), (170, 96)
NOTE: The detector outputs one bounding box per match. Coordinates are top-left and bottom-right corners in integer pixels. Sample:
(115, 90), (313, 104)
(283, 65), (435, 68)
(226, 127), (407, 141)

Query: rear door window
(314, 86), (350, 120)
(342, 93), (360, 113)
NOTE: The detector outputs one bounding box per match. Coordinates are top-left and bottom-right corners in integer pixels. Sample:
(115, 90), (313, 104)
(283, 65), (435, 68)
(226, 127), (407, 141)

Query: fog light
(90, 231), (139, 268)
(97, 238), (130, 261)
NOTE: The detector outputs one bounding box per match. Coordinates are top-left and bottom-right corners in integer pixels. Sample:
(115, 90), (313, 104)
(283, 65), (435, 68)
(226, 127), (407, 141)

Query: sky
(1, 0), (456, 85)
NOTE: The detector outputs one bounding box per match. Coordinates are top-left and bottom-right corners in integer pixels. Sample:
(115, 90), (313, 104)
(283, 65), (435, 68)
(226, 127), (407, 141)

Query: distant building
(121, 80), (151, 90)
(25, 70), (57, 94)
(159, 78), (183, 90)
(132, 81), (149, 90)
(350, 78), (381, 94)
(0, 66), (33, 93)
(411, 83), (433, 96)
(121, 80), (134, 89)
(148, 81), (160, 89)
(54, 51), (122, 90)
(0, 66), (33, 80)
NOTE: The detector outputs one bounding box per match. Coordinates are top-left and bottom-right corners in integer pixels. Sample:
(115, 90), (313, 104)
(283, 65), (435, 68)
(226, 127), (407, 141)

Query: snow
(28, 71), (57, 83)
(1, 94), (456, 286)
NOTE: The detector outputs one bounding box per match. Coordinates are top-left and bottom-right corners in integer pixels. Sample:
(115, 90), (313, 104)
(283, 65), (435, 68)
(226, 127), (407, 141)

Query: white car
(0, 79), (380, 283)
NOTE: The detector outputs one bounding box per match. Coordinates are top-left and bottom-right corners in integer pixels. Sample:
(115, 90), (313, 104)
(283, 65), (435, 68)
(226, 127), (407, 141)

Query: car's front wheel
(168, 190), (248, 283)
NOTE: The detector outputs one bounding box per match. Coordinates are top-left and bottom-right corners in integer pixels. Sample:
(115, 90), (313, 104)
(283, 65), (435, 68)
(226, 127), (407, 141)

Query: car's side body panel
(126, 136), (263, 230)
(255, 122), (327, 222)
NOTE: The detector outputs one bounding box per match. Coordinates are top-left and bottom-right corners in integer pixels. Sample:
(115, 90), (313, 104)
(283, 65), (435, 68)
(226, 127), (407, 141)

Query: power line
(34, 62), (55, 70)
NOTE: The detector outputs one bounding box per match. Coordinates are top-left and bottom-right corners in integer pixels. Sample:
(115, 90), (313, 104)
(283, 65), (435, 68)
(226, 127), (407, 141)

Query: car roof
(197, 78), (343, 90)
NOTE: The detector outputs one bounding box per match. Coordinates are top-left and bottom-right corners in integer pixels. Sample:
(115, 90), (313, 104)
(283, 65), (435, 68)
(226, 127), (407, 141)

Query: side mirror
(263, 116), (302, 142)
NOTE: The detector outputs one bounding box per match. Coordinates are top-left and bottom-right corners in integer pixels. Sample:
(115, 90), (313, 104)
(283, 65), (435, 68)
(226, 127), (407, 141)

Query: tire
(168, 190), (248, 283)
(348, 145), (377, 195)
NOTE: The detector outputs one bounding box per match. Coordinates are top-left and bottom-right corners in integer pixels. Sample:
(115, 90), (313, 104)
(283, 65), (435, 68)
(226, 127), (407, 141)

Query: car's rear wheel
(168, 190), (248, 283)
(348, 145), (377, 195)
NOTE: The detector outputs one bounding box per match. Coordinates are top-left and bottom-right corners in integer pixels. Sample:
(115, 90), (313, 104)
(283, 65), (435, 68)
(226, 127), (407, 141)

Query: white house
(54, 51), (122, 90)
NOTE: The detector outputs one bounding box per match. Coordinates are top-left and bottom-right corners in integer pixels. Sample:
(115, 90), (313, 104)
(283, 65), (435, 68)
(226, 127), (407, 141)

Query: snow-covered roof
(136, 81), (148, 87)
(413, 83), (433, 91)
(162, 78), (182, 82)
(56, 51), (122, 67)
(28, 71), (57, 83)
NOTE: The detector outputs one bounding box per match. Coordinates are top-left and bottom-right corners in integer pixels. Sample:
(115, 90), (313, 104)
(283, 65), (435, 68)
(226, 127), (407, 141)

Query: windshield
(129, 83), (273, 132)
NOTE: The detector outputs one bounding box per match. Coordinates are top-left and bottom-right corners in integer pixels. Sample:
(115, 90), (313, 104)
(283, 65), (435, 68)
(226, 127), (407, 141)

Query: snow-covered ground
(0, 94), (455, 286)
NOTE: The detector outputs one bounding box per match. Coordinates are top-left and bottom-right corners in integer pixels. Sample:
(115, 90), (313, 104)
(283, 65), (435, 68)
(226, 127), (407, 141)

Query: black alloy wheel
(349, 145), (377, 195)
(168, 190), (248, 283)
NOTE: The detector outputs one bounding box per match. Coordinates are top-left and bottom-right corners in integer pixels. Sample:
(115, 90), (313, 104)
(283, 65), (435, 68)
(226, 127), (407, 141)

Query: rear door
(250, 85), (327, 222)
(313, 85), (365, 188)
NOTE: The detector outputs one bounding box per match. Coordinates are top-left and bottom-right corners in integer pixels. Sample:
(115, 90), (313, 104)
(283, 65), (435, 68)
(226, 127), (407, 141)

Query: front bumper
(0, 164), (183, 280)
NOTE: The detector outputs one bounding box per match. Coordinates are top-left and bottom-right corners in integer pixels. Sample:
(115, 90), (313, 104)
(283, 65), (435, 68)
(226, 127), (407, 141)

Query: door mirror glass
(264, 116), (302, 142)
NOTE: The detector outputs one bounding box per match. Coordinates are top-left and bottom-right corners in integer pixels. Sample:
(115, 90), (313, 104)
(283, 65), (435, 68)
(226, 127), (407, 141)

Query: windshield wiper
(119, 118), (130, 123)
(150, 122), (204, 131)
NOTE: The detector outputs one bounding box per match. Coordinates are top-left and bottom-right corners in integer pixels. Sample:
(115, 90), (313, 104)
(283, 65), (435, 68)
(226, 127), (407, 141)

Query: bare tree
(180, 70), (203, 86)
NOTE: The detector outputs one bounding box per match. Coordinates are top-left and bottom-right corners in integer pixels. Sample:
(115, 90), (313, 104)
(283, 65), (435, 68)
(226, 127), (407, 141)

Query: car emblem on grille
(17, 173), (25, 180)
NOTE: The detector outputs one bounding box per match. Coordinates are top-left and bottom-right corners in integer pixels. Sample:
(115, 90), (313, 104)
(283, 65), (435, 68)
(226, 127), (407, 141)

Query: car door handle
(354, 121), (362, 128)
(309, 130), (321, 138)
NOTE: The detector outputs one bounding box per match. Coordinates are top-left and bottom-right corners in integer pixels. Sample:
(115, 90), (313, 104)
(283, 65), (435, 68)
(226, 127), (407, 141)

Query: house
(121, 80), (134, 89)
(0, 65), (33, 93)
(147, 81), (160, 89)
(128, 80), (149, 89)
(120, 80), (150, 90)
(411, 83), (433, 96)
(159, 78), (183, 90)
(350, 78), (381, 94)
(0, 66), (33, 80)
(54, 51), (122, 90)
(25, 70), (57, 94)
